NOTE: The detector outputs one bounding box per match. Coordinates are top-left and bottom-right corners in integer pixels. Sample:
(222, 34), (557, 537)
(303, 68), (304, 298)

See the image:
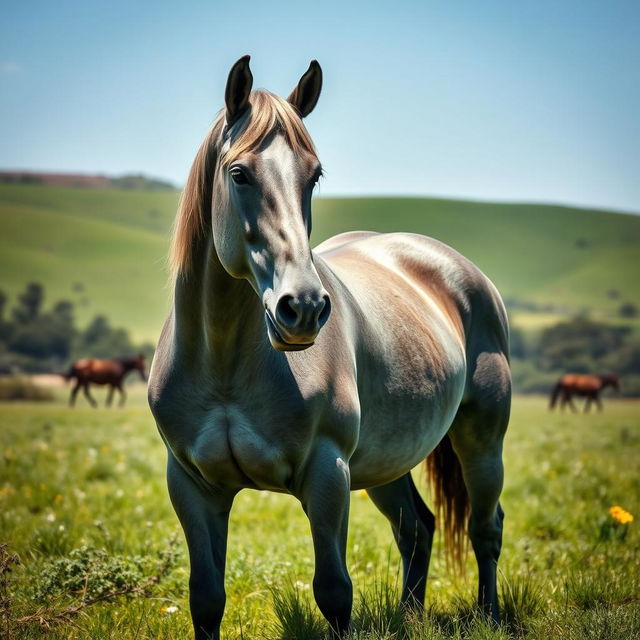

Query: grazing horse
(550, 373), (619, 413)
(148, 56), (511, 640)
(66, 355), (147, 407)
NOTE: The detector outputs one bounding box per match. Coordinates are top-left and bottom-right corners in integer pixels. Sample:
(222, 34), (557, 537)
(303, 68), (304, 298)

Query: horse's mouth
(265, 312), (315, 352)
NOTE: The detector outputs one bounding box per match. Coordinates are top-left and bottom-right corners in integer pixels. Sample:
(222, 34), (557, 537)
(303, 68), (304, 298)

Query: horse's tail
(425, 433), (469, 573)
(549, 380), (562, 409)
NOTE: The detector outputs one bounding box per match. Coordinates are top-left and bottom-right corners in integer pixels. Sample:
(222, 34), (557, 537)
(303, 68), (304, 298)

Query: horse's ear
(225, 55), (253, 125)
(287, 60), (322, 118)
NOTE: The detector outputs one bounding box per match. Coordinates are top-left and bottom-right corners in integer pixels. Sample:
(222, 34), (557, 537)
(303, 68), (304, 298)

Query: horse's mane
(170, 90), (318, 277)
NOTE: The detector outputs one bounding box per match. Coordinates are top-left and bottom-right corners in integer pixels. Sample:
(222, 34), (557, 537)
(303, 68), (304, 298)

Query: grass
(2, 184), (640, 341)
(0, 388), (638, 639)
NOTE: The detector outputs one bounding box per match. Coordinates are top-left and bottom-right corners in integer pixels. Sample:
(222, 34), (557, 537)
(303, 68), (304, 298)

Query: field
(2, 184), (640, 341)
(1, 389), (638, 639)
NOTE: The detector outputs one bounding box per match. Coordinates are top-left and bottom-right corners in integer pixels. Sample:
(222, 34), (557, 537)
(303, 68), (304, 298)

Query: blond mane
(170, 90), (318, 277)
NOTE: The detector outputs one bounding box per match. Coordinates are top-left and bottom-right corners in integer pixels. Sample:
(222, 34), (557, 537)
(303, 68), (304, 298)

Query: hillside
(0, 183), (638, 342)
(0, 170), (175, 190)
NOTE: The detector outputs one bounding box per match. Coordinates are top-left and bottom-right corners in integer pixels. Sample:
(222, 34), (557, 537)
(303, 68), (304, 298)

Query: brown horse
(550, 373), (619, 412)
(65, 355), (147, 407)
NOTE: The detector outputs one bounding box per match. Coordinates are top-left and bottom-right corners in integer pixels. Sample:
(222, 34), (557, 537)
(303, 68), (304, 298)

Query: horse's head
(210, 56), (330, 351)
(604, 373), (620, 392)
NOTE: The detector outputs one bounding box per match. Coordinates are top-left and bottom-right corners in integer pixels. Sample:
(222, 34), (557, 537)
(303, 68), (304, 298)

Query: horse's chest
(160, 403), (294, 492)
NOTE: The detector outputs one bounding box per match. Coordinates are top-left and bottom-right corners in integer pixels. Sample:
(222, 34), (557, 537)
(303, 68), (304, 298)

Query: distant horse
(65, 355), (147, 407)
(148, 56), (511, 640)
(550, 373), (619, 412)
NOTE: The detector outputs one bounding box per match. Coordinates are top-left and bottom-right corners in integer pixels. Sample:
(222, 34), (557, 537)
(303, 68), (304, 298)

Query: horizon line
(1, 167), (638, 217)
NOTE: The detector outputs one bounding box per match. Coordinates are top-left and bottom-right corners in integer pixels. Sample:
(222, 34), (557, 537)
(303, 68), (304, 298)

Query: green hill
(1, 184), (638, 342)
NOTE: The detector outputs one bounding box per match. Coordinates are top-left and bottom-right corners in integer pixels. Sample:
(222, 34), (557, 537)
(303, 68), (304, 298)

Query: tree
(535, 317), (629, 372)
(73, 315), (135, 359)
(11, 283), (44, 325)
(509, 325), (526, 360)
(0, 290), (12, 344)
(619, 303), (638, 319)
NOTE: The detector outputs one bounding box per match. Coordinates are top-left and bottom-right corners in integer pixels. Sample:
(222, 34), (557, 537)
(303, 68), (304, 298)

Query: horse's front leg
(117, 384), (126, 407)
(69, 381), (80, 407)
(299, 445), (353, 635)
(167, 453), (236, 640)
(83, 383), (97, 408)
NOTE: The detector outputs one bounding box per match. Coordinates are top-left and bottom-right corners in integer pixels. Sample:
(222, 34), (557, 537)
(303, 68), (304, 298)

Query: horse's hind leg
(567, 394), (578, 413)
(367, 473), (435, 610)
(106, 386), (115, 407)
(448, 351), (510, 624)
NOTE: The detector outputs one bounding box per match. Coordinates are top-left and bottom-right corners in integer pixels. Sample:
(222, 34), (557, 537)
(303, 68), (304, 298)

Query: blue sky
(1, 0), (639, 212)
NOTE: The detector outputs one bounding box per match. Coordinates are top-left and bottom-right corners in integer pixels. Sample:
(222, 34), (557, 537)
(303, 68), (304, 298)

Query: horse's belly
(349, 374), (466, 489)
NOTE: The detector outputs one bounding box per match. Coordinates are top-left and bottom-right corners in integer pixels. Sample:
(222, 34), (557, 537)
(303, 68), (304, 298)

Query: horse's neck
(173, 235), (263, 368)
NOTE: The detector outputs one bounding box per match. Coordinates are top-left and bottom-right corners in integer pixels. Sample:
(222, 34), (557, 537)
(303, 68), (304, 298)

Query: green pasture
(1, 184), (639, 342)
(0, 389), (638, 639)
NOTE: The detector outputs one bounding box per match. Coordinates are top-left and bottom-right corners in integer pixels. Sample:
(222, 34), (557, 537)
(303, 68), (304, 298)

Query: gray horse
(148, 56), (511, 640)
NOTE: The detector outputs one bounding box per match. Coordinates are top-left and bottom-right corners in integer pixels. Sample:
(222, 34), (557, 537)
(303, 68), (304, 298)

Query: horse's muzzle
(265, 293), (331, 351)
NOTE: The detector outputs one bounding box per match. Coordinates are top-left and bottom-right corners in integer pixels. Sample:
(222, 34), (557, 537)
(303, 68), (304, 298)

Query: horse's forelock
(220, 90), (317, 167)
(170, 91), (317, 279)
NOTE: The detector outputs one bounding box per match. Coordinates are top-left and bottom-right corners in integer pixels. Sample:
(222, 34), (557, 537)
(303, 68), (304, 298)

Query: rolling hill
(1, 183), (638, 342)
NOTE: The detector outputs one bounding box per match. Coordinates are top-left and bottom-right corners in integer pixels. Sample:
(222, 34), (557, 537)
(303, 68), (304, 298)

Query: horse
(550, 373), (619, 413)
(148, 56), (511, 640)
(65, 354), (147, 407)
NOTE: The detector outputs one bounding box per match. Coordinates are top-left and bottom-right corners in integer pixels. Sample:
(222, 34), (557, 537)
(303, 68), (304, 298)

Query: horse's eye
(230, 167), (249, 185)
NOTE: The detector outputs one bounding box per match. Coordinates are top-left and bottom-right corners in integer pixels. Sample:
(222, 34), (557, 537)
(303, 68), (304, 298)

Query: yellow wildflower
(609, 505), (634, 525)
(160, 605), (179, 614)
(53, 494), (63, 505)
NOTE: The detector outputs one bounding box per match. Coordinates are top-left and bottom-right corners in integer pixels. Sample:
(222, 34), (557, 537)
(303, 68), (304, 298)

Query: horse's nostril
(317, 294), (331, 327)
(276, 295), (299, 327)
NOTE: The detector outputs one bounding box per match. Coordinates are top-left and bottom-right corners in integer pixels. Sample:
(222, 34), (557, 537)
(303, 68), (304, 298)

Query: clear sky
(1, 0), (639, 212)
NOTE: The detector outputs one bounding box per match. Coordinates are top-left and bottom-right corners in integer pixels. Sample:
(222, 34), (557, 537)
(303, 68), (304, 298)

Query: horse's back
(560, 374), (601, 392)
(72, 357), (123, 383)
(317, 231), (509, 362)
